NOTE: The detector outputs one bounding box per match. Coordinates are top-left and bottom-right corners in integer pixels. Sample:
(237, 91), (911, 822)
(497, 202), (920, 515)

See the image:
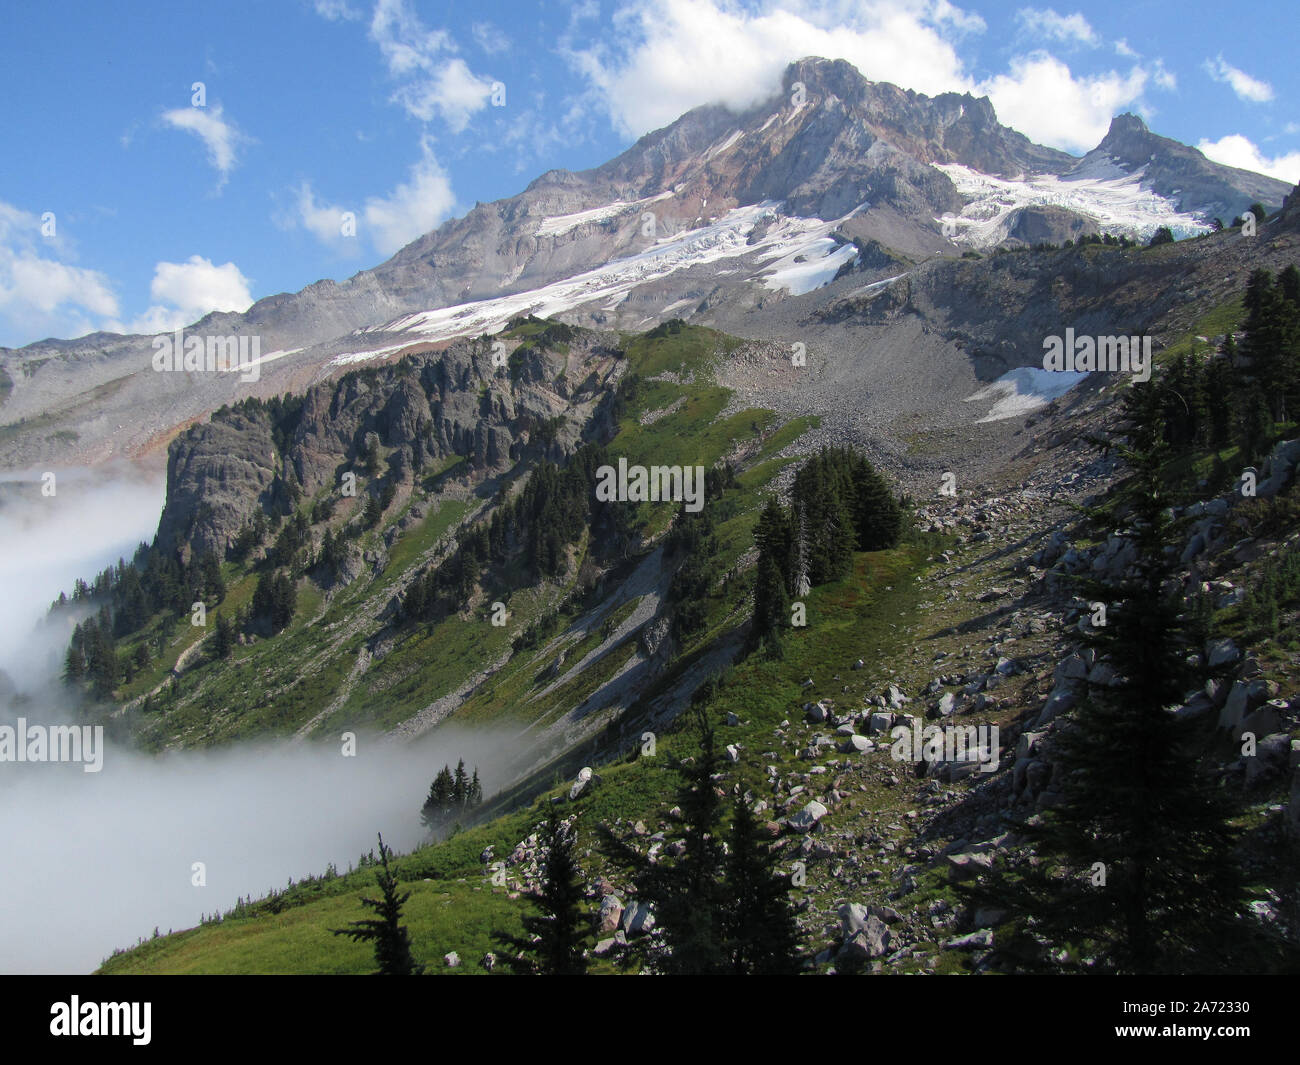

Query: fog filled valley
(3, 2), (1300, 1001)
(0, 470), (513, 973)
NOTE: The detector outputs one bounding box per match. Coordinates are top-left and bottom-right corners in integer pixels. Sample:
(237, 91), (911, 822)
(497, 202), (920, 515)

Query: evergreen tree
(452, 758), (469, 809)
(750, 553), (790, 659)
(722, 797), (802, 974)
(63, 634), (85, 683)
(330, 833), (423, 975)
(421, 765), (455, 830)
(212, 612), (234, 659)
(753, 498), (794, 590)
(493, 808), (591, 974)
(850, 454), (902, 550)
(1241, 267), (1294, 423)
(600, 706), (729, 974)
(1204, 354), (1235, 449)
(965, 399), (1253, 974)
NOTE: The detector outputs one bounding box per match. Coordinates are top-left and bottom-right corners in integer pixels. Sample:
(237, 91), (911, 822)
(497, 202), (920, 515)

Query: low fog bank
(0, 465), (166, 694)
(0, 464), (526, 974)
(0, 731), (512, 974)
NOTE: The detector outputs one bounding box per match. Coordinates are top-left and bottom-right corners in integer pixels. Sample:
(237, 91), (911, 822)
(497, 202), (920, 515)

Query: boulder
(788, 800), (828, 833)
(946, 851), (995, 880)
(621, 899), (655, 936)
(945, 929), (994, 950)
(868, 711), (894, 735)
(1245, 733), (1292, 786)
(598, 894), (625, 934)
(1238, 699), (1287, 743)
(838, 902), (870, 937)
(1206, 638), (1240, 669)
(1218, 679), (1273, 733)
(1035, 685), (1078, 727)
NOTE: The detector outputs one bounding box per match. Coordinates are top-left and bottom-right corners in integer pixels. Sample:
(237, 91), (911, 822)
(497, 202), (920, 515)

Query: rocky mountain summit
(2, 58), (1291, 473)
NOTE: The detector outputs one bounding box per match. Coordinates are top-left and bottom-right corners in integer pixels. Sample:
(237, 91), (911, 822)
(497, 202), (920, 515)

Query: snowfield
(761, 236), (859, 295)
(965, 366), (1089, 422)
(331, 202), (869, 365)
(934, 161), (1212, 247)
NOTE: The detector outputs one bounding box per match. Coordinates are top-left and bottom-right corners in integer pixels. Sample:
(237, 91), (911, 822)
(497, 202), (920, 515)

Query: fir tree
(493, 808), (591, 974)
(600, 706), (729, 974)
(330, 833), (424, 975)
(965, 398), (1253, 974)
(722, 798), (802, 974)
(452, 758), (469, 809)
(421, 765), (455, 830)
(751, 553), (790, 659)
(212, 612), (234, 659)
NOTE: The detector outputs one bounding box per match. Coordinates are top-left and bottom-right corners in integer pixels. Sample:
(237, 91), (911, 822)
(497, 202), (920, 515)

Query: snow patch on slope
(536, 191), (673, 238)
(965, 367), (1088, 422)
(761, 238), (858, 295)
(935, 162), (1211, 246)
(331, 203), (870, 366)
(702, 129), (744, 161)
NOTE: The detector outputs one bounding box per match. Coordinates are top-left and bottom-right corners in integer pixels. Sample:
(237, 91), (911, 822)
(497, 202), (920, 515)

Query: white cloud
(979, 53), (1147, 153)
(564, 0), (1166, 155)
(288, 143), (456, 257)
(362, 142), (457, 256)
(929, 0), (985, 34)
(472, 20), (510, 55)
(1151, 58), (1176, 92)
(395, 57), (497, 131)
(366, 0), (496, 130)
(160, 104), (248, 187)
(313, 0), (360, 20)
(1198, 134), (1300, 185)
(1203, 55), (1274, 103)
(1016, 8), (1098, 47)
(566, 0), (977, 139)
(124, 255), (254, 334)
(369, 0), (453, 75)
(1114, 38), (1138, 59)
(0, 202), (119, 346)
(287, 182), (357, 248)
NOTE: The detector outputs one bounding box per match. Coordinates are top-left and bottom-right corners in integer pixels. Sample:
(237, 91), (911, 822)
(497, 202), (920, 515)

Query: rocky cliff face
(1074, 113), (1287, 223)
(156, 326), (623, 563)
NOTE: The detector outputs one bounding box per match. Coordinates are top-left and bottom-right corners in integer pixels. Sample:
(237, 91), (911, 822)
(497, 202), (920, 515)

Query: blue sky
(0, 0), (1295, 349)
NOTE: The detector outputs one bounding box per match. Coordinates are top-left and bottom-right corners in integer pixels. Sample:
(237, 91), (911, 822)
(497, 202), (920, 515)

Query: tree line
(964, 363), (1292, 973)
(751, 447), (903, 657)
(348, 705), (802, 976)
(1130, 263), (1300, 465)
(402, 443), (635, 624)
(420, 759), (484, 831)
